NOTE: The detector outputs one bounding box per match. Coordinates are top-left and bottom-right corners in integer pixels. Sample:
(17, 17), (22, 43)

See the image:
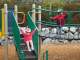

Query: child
(20, 27), (36, 53)
(50, 9), (67, 27)
(50, 9), (67, 38)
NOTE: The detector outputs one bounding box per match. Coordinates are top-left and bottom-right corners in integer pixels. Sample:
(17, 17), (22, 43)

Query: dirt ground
(0, 44), (18, 60)
(1, 44), (80, 60)
(41, 43), (80, 60)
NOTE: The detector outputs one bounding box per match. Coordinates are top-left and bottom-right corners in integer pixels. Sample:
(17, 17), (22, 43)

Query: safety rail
(36, 20), (80, 26)
(42, 49), (48, 60)
(32, 7), (80, 12)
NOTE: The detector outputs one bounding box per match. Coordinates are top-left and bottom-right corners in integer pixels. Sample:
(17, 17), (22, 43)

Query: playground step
(25, 51), (36, 56)
(19, 51), (36, 60)
(20, 56), (36, 60)
(19, 49), (36, 57)
(20, 45), (28, 51)
(25, 51), (32, 55)
(26, 56), (36, 59)
(21, 50), (29, 52)
(20, 43), (25, 46)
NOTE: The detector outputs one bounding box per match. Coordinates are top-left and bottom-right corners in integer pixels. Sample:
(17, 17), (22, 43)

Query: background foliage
(0, 0), (80, 24)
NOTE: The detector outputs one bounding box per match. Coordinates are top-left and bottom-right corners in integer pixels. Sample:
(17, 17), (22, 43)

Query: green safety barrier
(46, 49), (48, 60)
(42, 49), (48, 60)
(9, 10), (39, 60)
(66, 12), (73, 24)
(11, 12), (27, 60)
(41, 9), (80, 24)
(27, 12), (39, 60)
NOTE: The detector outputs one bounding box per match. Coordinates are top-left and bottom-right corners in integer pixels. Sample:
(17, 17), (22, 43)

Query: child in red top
(50, 9), (67, 37)
(50, 9), (67, 27)
(20, 27), (36, 52)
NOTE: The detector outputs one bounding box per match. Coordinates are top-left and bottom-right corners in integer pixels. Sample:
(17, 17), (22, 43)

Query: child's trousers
(26, 40), (34, 51)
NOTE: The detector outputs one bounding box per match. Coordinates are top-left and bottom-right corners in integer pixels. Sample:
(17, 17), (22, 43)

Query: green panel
(11, 11), (38, 60)
(46, 49), (48, 60)
(27, 12), (39, 59)
(10, 12), (26, 60)
(66, 12), (73, 24)
(0, 10), (2, 31)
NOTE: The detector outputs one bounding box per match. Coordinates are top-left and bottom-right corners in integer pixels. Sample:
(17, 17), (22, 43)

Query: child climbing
(20, 27), (36, 55)
(50, 9), (67, 38)
(50, 9), (67, 27)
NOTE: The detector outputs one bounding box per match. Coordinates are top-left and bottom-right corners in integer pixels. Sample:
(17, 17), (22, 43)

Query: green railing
(27, 12), (39, 60)
(36, 20), (80, 27)
(11, 12), (27, 60)
(42, 49), (49, 60)
(33, 7), (80, 24)
(11, 10), (39, 60)
(45, 49), (48, 60)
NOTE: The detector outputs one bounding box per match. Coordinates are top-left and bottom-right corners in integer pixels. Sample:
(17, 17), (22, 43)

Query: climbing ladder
(10, 11), (39, 60)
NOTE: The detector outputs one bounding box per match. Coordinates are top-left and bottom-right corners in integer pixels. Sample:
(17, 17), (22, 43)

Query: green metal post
(43, 52), (44, 60)
(43, 52), (46, 60)
(46, 49), (48, 60)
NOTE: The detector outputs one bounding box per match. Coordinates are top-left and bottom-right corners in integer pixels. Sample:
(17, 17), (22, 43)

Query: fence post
(4, 4), (8, 60)
(46, 49), (48, 60)
(38, 5), (42, 60)
(38, 5), (41, 30)
(32, 4), (36, 23)
(43, 52), (45, 60)
(14, 5), (18, 23)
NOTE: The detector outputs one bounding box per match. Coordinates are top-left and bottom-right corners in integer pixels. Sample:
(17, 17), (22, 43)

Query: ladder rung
(20, 56), (36, 60)
(24, 56), (36, 59)
(20, 43), (25, 45)
(21, 50), (28, 52)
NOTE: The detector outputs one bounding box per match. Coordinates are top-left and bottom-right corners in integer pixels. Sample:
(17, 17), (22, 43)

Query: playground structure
(0, 3), (40, 60)
(27, 4), (80, 60)
(0, 3), (80, 60)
